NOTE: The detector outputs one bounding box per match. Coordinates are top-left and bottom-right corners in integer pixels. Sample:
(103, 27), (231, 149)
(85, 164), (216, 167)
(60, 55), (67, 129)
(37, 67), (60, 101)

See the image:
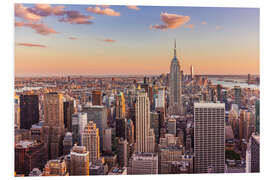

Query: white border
(1, 0), (270, 180)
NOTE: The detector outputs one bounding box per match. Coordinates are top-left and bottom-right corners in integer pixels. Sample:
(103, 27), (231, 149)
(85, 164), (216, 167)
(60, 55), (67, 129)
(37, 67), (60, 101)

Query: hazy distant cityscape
(14, 4), (259, 177)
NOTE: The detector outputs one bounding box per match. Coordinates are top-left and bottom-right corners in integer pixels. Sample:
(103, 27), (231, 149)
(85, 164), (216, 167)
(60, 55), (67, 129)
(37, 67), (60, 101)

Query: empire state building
(169, 40), (182, 115)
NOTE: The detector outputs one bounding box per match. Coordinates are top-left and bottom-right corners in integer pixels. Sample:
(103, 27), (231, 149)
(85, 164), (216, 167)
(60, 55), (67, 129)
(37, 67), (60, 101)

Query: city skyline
(15, 4), (259, 77)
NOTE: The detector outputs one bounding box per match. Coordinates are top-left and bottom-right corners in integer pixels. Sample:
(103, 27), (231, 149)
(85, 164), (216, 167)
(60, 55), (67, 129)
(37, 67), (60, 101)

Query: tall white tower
(169, 40), (182, 115)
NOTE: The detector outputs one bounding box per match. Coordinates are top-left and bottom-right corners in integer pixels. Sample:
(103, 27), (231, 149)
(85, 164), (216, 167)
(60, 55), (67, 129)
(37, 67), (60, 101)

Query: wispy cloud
(126, 6), (140, 10)
(68, 37), (77, 40)
(150, 12), (190, 30)
(59, 11), (93, 24)
(16, 42), (46, 48)
(86, 6), (120, 16)
(98, 38), (116, 43)
(15, 21), (58, 35)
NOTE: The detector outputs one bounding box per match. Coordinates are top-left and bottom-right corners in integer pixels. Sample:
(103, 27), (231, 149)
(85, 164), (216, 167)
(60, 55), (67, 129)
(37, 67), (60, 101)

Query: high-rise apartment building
(70, 145), (89, 175)
(20, 94), (39, 129)
(169, 40), (182, 115)
(82, 121), (100, 163)
(194, 103), (225, 173)
(63, 132), (73, 155)
(115, 92), (125, 119)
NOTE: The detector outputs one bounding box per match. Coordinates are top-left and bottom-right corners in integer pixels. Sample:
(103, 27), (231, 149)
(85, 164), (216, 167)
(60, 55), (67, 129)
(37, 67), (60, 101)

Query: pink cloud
(150, 12), (190, 30)
(15, 3), (42, 22)
(184, 24), (195, 29)
(126, 6), (140, 10)
(16, 42), (46, 48)
(28, 4), (65, 17)
(86, 6), (120, 16)
(98, 38), (116, 43)
(68, 37), (77, 40)
(201, 21), (207, 25)
(15, 21), (58, 35)
(59, 10), (93, 24)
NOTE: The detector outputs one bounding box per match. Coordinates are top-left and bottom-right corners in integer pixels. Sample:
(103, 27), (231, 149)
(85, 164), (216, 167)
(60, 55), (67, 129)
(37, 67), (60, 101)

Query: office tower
(239, 109), (245, 141)
(135, 92), (152, 153)
(103, 128), (112, 153)
(159, 147), (183, 174)
(155, 88), (165, 109)
(15, 140), (47, 176)
(167, 117), (176, 136)
(255, 100), (260, 133)
(126, 119), (135, 144)
(169, 40), (182, 115)
(70, 145), (90, 175)
(92, 90), (102, 106)
(115, 92), (125, 119)
(64, 100), (74, 131)
(20, 94), (39, 129)
(82, 121), (100, 163)
(43, 158), (69, 176)
(246, 133), (260, 173)
(150, 112), (160, 143)
(216, 84), (222, 102)
(43, 92), (65, 160)
(116, 118), (127, 139)
(63, 132), (73, 155)
(83, 105), (107, 151)
(118, 138), (128, 167)
(14, 95), (20, 129)
(194, 103), (225, 173)
(234, 86), (242, 107)
(245, 110), (256, 140)
(71, 112), (87, 145)
(190, 65), (194, 80)
(129, 153), (158, 175)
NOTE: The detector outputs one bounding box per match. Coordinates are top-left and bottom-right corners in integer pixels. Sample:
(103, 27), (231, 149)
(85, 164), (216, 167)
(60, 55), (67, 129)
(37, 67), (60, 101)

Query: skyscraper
(115, 92), (125, 119)
(190, 65), (194, 80)
(246, 133), (260, 173)
(82, 121), (100, 163)
(71, 112), (87, 145)
(92, 90), (102, 106)
(167, 117), (176, 136)
(43, 92), (65, 160)
(169, 40), (182, 115)
(234, 86), (242, 108)
(135, 92), (152, 153)
(64, 100), (74, 131)
(20, 94), (39, 129)
(194, 103), (225, 173)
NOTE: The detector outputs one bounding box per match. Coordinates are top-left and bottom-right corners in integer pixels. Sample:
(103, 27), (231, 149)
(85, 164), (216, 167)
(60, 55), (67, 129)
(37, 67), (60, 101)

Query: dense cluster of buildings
(14, 41), (260, 176)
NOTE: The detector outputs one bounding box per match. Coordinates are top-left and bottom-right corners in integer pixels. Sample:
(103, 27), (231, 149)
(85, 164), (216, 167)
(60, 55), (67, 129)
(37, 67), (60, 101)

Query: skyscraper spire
(174, 39), (177, 57)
